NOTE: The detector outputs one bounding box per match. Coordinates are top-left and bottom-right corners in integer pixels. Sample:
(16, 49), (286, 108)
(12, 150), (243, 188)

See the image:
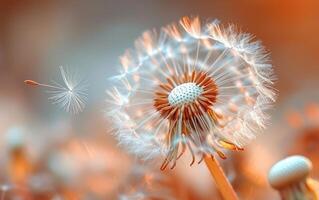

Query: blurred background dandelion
(1, 0), (319, 199)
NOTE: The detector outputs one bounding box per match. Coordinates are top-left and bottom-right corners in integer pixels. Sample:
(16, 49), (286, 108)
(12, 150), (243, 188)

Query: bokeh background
(1, 0), (319, 199)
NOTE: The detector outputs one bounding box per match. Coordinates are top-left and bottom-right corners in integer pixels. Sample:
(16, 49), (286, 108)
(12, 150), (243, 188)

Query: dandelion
(107, 16), (276, 199)
(24, 66), (88, 114)
(268, 155), (319, 200)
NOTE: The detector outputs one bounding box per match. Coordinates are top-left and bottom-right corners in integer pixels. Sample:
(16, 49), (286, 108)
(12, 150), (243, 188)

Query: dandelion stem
(204, 154), (238, 200)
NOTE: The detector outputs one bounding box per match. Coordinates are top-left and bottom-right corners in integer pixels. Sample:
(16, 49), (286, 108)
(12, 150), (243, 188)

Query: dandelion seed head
(168, 82), (203, 106)
(106, 16), (276, 169)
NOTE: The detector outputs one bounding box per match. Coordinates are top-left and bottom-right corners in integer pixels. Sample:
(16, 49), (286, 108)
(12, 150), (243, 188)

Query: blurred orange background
(1, 1), (319, 199)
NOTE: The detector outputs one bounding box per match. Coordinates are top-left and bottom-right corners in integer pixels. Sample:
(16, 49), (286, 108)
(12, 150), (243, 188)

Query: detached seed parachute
(24, 66), (88, 114)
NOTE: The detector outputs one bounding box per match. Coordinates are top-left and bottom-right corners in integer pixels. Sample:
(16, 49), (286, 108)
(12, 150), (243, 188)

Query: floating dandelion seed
(106, 16), (276, 199)
(25, 66), (88, 114)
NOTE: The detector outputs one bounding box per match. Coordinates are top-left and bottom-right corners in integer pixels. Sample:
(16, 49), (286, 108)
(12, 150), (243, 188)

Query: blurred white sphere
(268, 155), (312, 189)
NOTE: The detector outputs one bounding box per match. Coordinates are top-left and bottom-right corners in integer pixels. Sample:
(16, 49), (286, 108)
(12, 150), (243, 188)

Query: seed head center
(168, 82), (203, 107)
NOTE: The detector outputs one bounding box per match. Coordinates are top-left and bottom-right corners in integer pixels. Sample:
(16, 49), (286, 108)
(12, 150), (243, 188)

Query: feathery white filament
(47, 66), (89, 114)
(106, 16), (276, 163)
(168, 83), (203, 106)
